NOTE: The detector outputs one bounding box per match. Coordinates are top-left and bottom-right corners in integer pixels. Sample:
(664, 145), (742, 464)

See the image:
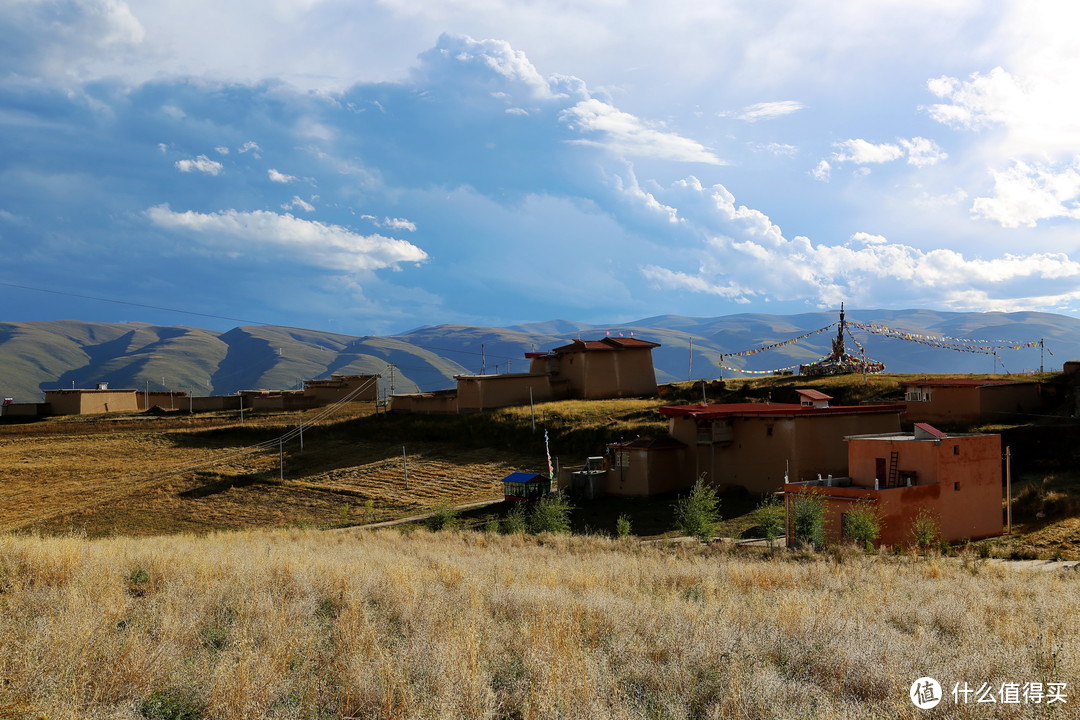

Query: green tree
(842, 505), (882, 550)
(755, 498), (785, 548)
(910, 509), (940, 551)
(500, 503), (528, 534)
(425, 504), (459, 531)
(615, 513), (632, 538)
(791, 494), (826, 550)
(529, 494), (572, 534)
(673, 477), (720, 542)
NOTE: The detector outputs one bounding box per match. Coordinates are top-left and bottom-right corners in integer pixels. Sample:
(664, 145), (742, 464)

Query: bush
(529, 494), (572, 534)
(842, 505), (882, 550)
(500, 504), (528, 534)
(673, 477), (720, 542)
(910, 509), (940, 551)
(791, 494), (825, 550)
(425, 504), (459, 531)
(615, 513), (632, 538)
(755, 498), (785, 548)
(482, 515), (501, 534)
(140, 687), (205, 720)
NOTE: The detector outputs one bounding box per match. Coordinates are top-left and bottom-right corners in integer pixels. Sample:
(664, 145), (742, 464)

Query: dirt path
(335, 498), (504, 531)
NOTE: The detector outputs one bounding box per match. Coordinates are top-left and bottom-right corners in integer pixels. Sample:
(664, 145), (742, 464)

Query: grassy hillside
(3, 309), (1076, 401)
(0, 529), (1075, 719)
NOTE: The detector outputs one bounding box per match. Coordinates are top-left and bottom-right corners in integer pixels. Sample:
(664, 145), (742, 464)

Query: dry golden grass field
(0, 529), (1076, 720)
(0, 403), (530, 536)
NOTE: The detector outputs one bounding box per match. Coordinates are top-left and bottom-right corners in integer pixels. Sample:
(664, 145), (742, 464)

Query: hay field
(0, 529), (1075, 719)
(0, 406), (526, 536)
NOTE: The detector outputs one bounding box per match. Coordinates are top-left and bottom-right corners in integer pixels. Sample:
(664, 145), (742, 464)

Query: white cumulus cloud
(175, 155), (223, 175)
(726, 100), (805, 122)
(383, 217), (417, 232)
(281, 196), (315, 212)
(561, 99), (724, 164)
(268, 168), (296, 183)
(633, 177), (1080, 312)
(811, 160), (831, 182)
(971, 159), (1080, 228)
(145, 206), (427, 273)
(833, 139), (904, 164)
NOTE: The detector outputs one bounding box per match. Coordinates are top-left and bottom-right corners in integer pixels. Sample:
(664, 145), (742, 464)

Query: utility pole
(388, 364), (395, 396)
(402, 445), (409, 489)
(529, 387), (535, 432)
(144, 380), (149, 411)
(239, 394), (244, 423)
(481, 343), (486, 374)
(1040, 339), (1045, 373)
(279, 438), (284, 481)
(688, 338), (693, 380)
(701, 379), (707, 404)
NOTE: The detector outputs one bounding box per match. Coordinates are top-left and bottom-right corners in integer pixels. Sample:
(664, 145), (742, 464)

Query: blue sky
(2, 0), (1080, 335)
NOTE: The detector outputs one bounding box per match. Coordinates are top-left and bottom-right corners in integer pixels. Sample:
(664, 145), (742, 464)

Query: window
(953, 445), (960, 455)
(766, 423), (773, 436)
(953, 482), (960, 491)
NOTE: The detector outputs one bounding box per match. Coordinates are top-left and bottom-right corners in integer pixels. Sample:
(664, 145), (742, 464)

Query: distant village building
(900, 378), (1042, 425)
(526, 337), (661, 399)
(783, 423), (1003, 547)
(391, 336), (661, 414)
(603, 436), (688, 496)
(43, 384), (141, 415)
(657, 395), (905, 494)
(302, 374), (379, 404)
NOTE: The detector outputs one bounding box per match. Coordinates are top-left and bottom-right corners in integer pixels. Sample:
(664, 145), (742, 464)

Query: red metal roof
(795, 389), (833, 401)
(659, 402), (904, 420)
(551, 337), (661, 353)
(607, 436), (687, 450)
(914, 422), (948, 438)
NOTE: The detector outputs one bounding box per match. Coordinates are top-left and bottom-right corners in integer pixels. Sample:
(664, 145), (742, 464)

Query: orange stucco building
(391, 336), (661, 414)
(784, 423), (1003, 547)
(527, 337), (660, 399)
(302, 374), (379, 404)
(901, 378), (1042, 425)
(605, 436), (689, 496)
(658, 397), (904, 494)
(43, 386), (140, 415)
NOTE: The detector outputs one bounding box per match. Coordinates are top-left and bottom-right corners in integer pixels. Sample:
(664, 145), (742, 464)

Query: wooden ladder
(887, 450), (899, 488)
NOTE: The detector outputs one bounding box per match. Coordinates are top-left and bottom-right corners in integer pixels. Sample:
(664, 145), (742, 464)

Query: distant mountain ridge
(0, 309), (1075, 403)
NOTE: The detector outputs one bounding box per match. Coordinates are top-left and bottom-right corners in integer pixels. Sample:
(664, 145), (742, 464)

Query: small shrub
(755, 498), (785, 548)
(615, 513), (632, 538)
(673, 477), (720, 542)
(791, 494), (825, 550)
(126, 567), (151, 597)
(910, 509), (940, 551)
(529, 494), (572, 534)
(425, 504), (459, 532)
(500, 504), (528, 534)
(140, 687), (205, 720)
(482, 515), (501, 534)
(842, 505), (882, 550)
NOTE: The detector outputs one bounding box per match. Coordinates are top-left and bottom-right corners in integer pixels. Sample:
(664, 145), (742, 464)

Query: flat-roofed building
(784, 423), (1003, 547)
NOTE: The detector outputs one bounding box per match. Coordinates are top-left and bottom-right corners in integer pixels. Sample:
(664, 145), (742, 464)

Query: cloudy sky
(2, 0), (1080, 335)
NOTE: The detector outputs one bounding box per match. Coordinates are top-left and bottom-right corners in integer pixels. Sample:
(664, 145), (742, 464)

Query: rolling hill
(0, 308), (1076, 403)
